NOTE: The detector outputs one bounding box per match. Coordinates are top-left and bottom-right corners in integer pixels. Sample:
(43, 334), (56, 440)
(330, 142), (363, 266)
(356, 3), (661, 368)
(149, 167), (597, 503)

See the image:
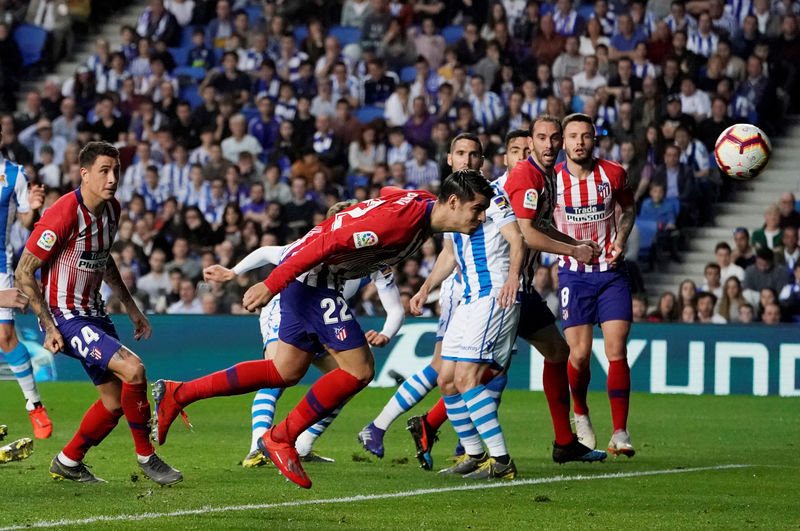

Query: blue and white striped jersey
(0, 157), (31, 273)
(446, 181), (517, 303)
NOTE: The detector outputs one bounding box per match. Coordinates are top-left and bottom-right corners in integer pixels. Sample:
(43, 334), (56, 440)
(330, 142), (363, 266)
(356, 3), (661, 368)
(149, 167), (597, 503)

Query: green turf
(1, 381), (798, 529)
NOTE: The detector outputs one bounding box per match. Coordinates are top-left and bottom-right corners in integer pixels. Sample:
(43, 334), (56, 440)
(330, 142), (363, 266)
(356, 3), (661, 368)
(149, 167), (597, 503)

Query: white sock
(372, 365), (438, 431)
(137, 453), (154, 464)
(250, 388), (283, 452)
(58, 452), (79, 467)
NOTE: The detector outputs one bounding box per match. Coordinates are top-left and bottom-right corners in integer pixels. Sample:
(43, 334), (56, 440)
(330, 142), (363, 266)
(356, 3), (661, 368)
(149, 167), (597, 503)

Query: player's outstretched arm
(498, 222), (523, 308)
(366, 274), (405, 347)
(104, 258), (151, 340)
(15, 249), (63, 353)
(205, 245), (287, 283)
(410, 238), (457, 316)
(518, 218), (598, 264)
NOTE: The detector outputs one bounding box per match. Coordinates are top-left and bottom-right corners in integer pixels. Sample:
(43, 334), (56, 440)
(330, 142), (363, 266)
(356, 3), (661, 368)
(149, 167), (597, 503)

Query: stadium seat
(173, 66), (207, 80)
(539, 2), (554, 15)
(179, 85), (203, 109)
(293, 25), (308, 43)
(329, 25), (361, 46)
(245, 4), (262, 25)
(179, 25), (197, 47)
(13, 24), (49, 67)
(354, 106), (384, 123)
(241, 107), (260, 124)
(168, 46), (190, 68)
(442, 25), (464, 45)
(577, 4), (595, 21)
(399, 65), (416, 83)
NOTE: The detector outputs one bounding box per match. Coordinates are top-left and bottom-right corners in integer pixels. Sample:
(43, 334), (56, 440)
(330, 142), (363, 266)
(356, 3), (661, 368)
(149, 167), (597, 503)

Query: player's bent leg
(293, 354), (341, 462)
(437, 361), (487, 475)
(262, 344), (372, 488)
(0, 323), (52, 439)
(108, 348), (183, 485)
(600, 319), (635, 457)
(244, 342), (281, 466)
(564, 324), (596, 449)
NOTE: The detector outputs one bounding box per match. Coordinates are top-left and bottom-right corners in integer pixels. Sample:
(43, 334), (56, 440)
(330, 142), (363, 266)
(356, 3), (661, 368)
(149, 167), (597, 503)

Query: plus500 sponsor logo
(77, 250), (109, 271)
(564, 204), (609, 223)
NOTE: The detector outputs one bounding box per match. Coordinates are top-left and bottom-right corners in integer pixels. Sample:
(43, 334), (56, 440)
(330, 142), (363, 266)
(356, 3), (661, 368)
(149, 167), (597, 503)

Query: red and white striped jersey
(264, 188), (437, 294)
(553, 159), (633, 273)
(25, 189), (120, 322)
(499, 156), (558, 293)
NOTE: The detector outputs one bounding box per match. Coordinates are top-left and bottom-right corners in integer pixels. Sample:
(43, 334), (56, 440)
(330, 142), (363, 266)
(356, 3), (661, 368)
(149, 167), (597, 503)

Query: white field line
(1, 464), (750, 530)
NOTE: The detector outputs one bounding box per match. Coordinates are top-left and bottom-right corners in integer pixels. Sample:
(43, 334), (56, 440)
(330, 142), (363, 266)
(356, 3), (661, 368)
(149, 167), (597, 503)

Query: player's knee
(120, 358), (147, 385)
(345, 364), (374, 387)
(101, 395), (122, 412)
(438, 377), (456, 396)
(0, 328), (17, 352)
(570, 355), (591, 371)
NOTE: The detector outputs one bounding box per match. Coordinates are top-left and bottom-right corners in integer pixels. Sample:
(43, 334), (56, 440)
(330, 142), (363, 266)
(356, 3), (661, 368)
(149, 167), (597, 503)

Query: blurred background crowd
(0, 0), (799, 324)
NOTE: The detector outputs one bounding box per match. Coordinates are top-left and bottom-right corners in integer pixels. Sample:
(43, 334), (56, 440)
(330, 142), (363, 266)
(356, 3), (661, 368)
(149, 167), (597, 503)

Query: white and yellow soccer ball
(713, 123), (772, 180)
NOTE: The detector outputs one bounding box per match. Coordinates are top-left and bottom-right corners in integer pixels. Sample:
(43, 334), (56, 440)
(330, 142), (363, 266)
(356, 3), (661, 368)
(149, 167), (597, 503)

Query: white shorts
(258, 295), (281, 347)
(441, 294), (520, 368)
(436, 274), (463, 341)
(0, 273), (14, 322)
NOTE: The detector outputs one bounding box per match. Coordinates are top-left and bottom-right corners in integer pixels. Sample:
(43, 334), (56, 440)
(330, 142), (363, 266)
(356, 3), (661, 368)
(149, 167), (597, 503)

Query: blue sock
(250, 387), (283, 452)
(463, 384), (508, 458)
(442, 393), (483, 456)
(373, 364), (438, 430)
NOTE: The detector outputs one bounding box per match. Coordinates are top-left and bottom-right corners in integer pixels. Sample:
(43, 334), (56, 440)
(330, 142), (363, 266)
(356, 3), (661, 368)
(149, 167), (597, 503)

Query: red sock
(567, 361), (591, 415)
(607, 359), (630, 432)
(175, 359), (285, 405)
(62, 399), (122, 461)
(273, 369), (364, 444)
(543, 360), (574, 446)
(426, 398), (448, 429)
(121, 382), (155, 456)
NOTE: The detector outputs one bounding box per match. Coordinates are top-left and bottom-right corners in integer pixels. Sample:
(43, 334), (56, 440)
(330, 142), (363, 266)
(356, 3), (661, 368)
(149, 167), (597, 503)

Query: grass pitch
(1, 381), (798, 529)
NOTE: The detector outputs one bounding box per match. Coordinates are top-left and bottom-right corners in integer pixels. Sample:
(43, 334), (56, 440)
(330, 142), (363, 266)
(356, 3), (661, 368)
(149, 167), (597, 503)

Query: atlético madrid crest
(597, 182), (610, 198)
(334, 326), (347, 341)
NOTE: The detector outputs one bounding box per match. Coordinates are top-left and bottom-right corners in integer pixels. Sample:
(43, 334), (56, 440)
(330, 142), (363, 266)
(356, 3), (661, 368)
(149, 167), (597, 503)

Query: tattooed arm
(15, 249), (63, 353)
(104, 258), (152, 341)
(608, 202), (636, 267)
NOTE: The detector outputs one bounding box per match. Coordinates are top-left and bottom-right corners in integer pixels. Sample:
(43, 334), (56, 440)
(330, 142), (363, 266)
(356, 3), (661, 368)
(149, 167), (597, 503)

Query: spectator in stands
(695, 291), (726, 323)
(15, 92), (44, 132)
(51, 97), (83, 145)
(736, 303), (755, 323)
(455, 22), (487, 67)
(489, 90), (531, 141)
(732, 227), (757, 269)
(348, 124), (386, 179)
(310, 113), (347, 173)
(530, 15), (566, 66)
(736, 55), (778, 130)
(136, 0), (180, 47)
(311, 77), (336, 117)
(283, 176), (315, 241)
(671, 30), (701, 80)
(166, 237), (202, 281)
(649, 292), (679, 322)
(293, 96), (317, 144)
(752, 204), (784, 250)
(761, 302), (782, 324)
(137, 248), (172, 307)
(687, 12), (719, 58)
(715, 241), (745, 282)
(405, 143), (439, 189)
(778, 261), (800, 320)
(775, 225), (799, 274)
(341, 0), (373, 29)
(630, 293), (647, 322)
(362, 58), (397, 107)
(221, 114), (262, 163)
(745, 246), (790, 294)
(167, 278), (203, 314)
(472, 40), (502, 88)
(553, 36), (584, 81)
(681, 303), (697, 323)
(778, 192), (800, 228)
(572, 55), (607, 104)
(361, 0), (392, 53)
(717, 276), (750, 322)
(610, 13), (647, 61)
(404, 96), (437, 147)
(701, 262), (722, 297)
(678, 77), (711, 122)
(412, 17), (445, 68)
(19, 118), (67, 165)
(386, 126), (412, 165)
(187, 27), (214, 70)
(607, 58), (641, 103)
(639, 182), (681, 261)
(205, 0), (234, 49)
(678, 278), (697, 312)
(25, 0), (73, 65)
(207, 51), (252, 106)
(697, 96), (734, 151)
(0, 22), (22, 112)
(651, 144), (695, 225)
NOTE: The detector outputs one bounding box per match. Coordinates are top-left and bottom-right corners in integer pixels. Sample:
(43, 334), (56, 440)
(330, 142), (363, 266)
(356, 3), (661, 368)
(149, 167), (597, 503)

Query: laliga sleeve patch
(37, 230), (57, 251)
(353, 231), (379, 248)
(523, 189), (538, 209)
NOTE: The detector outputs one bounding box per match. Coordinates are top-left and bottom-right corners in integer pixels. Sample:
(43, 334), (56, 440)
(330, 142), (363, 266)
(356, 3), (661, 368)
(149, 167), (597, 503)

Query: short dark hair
(562, 112), (595, 130)
(79, 141), (119, 169)
(705, 262), (721, 272)
(505, 129), (530, 147)
(715, 241), (732, 253)
(694, 291), (717, 306)
(530, 113), (563, 136)
(449, 132), (482, 155)
(438, 169), (493, 204)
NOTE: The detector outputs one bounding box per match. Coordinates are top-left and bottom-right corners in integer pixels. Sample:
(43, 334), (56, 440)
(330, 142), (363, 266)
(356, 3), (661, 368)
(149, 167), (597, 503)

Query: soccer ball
(713, 124), (772, 180)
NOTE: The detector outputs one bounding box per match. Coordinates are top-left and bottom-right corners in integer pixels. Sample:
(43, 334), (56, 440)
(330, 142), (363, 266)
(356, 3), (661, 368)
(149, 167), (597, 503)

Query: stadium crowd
(1, 0), (800, 323)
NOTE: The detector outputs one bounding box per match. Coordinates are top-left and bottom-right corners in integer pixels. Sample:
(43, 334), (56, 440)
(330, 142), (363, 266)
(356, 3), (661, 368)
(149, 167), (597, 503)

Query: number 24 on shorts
(70, 325), (101, 358)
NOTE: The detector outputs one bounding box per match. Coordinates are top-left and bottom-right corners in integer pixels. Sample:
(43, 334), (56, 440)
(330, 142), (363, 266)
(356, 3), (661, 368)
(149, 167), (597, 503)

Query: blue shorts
(558, 267), (632, 329)
(278, 281), (367, 354)
(517, 290), (557, 340)
(57, 316), (123, 385)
